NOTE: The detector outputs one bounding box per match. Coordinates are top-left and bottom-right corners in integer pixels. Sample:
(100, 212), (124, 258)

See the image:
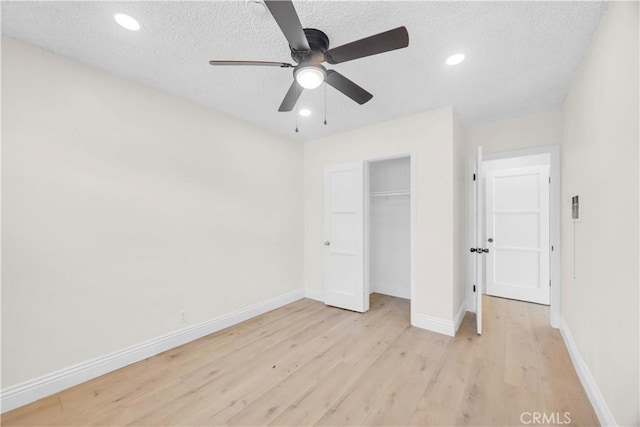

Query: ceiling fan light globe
(295, 66), (326, 89)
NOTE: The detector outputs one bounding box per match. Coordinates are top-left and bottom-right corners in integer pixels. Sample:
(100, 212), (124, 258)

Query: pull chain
(324, 82), (327, 125)
(295, 83), (299, 133)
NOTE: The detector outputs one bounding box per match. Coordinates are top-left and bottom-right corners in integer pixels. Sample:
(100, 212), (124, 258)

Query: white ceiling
(2, 1), (606, 140)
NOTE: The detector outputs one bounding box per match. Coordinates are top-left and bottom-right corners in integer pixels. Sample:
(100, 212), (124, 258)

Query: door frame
(363, 152), (416, 318)
(466, 145), (561, 328)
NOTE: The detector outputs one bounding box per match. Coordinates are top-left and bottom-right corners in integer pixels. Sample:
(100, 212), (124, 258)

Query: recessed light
(445, 53), (465, 66)
(299, 109), (312, 117)
(114, 13), (140, 31)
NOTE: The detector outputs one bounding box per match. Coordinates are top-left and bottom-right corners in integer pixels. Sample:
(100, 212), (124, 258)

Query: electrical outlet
(180, 310), (187, 323)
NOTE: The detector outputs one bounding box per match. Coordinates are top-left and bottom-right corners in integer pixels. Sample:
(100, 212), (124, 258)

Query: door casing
(466, 145), (561, 328)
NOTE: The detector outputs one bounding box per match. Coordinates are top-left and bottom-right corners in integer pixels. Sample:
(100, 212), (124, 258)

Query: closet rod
(370, 190), (410, 197)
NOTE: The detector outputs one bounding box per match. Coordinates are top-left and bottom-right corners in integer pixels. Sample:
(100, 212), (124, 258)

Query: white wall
(1, 37), (304, 388)
(466, 111), (563, 155)
(369, 157), (410, 299)
(304, 107), (458, 326)
(452, 112), (466, 320)
(483, 153), (550, 172)
(561, 2), (639, 425)
(368, 157), (410, 194)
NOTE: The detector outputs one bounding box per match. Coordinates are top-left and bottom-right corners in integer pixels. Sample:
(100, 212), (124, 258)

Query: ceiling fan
(209, 0), (409, 112)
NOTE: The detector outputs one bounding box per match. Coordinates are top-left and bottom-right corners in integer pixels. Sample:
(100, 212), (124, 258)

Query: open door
(474, 147), (484, 334)
(323, 161), (366, 312)
(485, 165), (550, 305)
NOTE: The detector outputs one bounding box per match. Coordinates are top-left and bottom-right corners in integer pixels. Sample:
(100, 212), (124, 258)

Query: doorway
(323, 154), (415, 317)
(484, 154), (551, 305)
(366, 157), (411, 301)
(468, 145), (561, 328)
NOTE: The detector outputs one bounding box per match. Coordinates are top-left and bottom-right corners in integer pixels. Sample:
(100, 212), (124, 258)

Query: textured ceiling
(2, 1), (606, 140)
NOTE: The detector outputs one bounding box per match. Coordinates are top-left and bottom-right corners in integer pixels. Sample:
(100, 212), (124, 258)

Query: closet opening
(365, 156), (412, 312)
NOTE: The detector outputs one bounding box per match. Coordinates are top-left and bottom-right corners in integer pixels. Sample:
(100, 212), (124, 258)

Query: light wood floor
(2, 294), (598, 426)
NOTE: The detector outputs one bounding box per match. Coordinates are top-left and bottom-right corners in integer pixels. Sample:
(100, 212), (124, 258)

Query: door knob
(482, 248), (489, 253)
(470, 248), (477, 253)
(488, 238), (494, 243)
(324, 241), (331, 246)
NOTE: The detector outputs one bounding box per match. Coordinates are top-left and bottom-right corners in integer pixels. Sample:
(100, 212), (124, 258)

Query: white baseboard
(412, 313), (456, 337)
(304, 288), (324, 302)
(0, 288), (305, 413)
(454, 300), (467, 333)
(371, 283), (410, 300)
(412, 301), (468, 337)
(559, 317), (617, 426)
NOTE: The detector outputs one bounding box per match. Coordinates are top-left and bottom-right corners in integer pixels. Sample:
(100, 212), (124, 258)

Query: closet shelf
(370, 190), (410, 197)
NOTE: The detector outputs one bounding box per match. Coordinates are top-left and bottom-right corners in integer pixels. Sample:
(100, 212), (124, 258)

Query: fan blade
(209, 60), (294, 68)
(325, 26), (409, 65)
(325, 70), (373, 105)
(264, 1), (310, 52)
(278, 80), (304, 112)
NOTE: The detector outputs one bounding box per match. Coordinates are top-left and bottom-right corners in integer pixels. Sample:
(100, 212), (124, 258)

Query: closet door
(323, 161), (366, 313)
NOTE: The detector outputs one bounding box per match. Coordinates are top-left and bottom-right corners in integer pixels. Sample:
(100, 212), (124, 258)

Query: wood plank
(269, 305), (412, 426)
(120, 307), (355, 425)
(361, 351), (436, 426)
(2, 295), (599, 427)
(504, 299), (541, 392)
(456, 357), (507, 426)
(528, 302), (599, 426)
(222, 302), (409, 426)
(314, 324), (424, 426)
(81, 300), (337, 425)
(408, 314), (477, 426)
(268, 362), (356, 427)
(8, 298), (324, 426)
(503, 383), (547, 426)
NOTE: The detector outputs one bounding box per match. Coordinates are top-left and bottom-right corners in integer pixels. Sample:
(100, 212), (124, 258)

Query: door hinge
(549, 280), (551, 287)
(551, 245), (554, 251)
(473, 285), (476, 292)
(473, 173), (476, 181)
(549, 177), (551, 184)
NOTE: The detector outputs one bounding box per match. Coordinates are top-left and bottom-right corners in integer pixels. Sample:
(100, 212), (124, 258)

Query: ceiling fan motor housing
(291, 28), (330, 64)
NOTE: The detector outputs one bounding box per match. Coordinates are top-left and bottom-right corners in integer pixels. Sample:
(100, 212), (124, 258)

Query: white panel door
(323, 161), (366, 312)
(474, 147), (484, 335)
(486, 165), (550, 305)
